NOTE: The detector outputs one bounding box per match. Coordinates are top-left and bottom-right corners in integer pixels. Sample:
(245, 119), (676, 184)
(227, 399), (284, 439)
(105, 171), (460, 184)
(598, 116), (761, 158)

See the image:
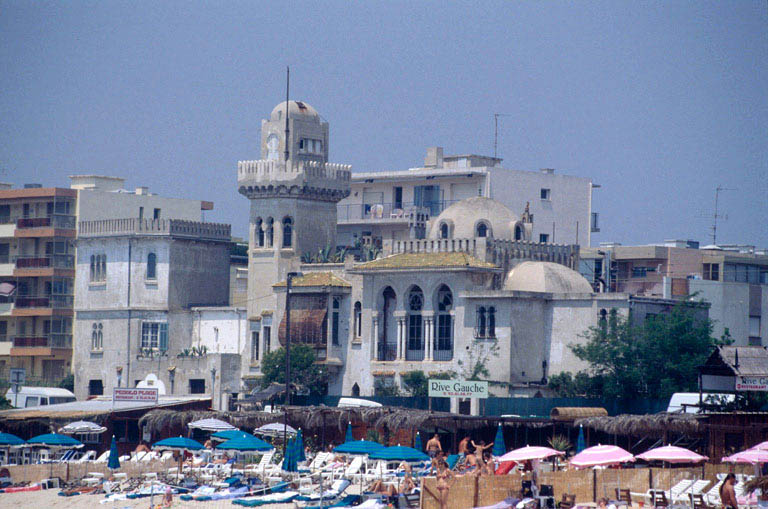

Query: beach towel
(475, 496), (519, 509)
(296, 479), (351, 502)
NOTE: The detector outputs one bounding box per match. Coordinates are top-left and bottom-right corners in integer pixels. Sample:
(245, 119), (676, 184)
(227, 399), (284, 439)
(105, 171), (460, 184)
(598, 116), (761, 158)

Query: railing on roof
(78, 218), (231, 241)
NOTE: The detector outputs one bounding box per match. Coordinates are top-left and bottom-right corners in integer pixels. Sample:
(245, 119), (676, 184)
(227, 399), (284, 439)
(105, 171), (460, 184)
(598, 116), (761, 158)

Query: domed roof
(270, 100), (320, 121)
(504, 261), (593, 293)
(429, 196), (519, 240)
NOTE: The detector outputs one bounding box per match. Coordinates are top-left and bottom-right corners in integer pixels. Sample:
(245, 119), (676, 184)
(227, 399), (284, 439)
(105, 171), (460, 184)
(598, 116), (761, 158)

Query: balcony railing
(14, 254), (74, 270)
(405, 346), (425, 361)
(16, 214), (76, 230)
(338, 201), (441, 222)
(13, 334), (72, 349)
(377, 342), (397, 361)
(14, 294), (73, 309)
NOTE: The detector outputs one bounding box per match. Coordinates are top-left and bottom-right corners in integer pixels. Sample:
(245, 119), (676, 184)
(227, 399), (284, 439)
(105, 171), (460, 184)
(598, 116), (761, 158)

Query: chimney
(424, 147), (444, 168)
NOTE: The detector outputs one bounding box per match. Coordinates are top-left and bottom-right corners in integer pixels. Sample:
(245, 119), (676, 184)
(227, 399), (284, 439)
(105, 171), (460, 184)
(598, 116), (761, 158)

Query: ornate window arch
(439, 222), (449, 239)
(255, 218), (264, 247)
(406, 286), (424, 360)
(282, 217), (293, 248)
(146, 252), (157, 280)
(435, 284), (453, 360)
(475, 221), (491, 238)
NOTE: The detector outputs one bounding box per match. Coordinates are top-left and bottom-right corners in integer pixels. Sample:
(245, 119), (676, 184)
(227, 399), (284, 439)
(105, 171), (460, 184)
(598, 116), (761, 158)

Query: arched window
(91, 323), (103, 350)
(488, 306), (496, 338)
(476, 222), (488, 238)
(435, 285), (453, 360)
(100, 255), (106, 281)
(476, 306), (486, 337)
(354, 301), (362, 338)
(351, 383), (360, 397)
(379, 287), (397, 361)
(146, 252), (157, 280)
(266, 218), (274, 247)
(514, 225), (523, 241)
(406, 287), (424, 360)
(90, 255), (95, 280)
(256, 218), (264, 247)
(91, 254), (106, 282)
(282, 217), (293, 248)
(439, 222), (449, 239)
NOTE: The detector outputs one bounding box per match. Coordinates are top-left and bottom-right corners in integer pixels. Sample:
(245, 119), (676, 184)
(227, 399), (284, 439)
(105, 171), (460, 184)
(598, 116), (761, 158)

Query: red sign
(113, 388), (159, 402)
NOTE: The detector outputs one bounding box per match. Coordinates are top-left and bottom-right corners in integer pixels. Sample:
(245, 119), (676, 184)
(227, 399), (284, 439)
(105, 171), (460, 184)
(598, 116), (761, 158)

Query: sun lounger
(233, 490), (300, 506)
(75, 450), (96, 463)
(93, 450), (110, 463)
(296, 479), (351, 502)
(703, 478), (723, 505)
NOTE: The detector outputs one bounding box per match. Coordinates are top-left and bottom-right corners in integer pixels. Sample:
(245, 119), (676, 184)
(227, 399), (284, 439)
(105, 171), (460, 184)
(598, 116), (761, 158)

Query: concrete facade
(73, 218), (234, 409)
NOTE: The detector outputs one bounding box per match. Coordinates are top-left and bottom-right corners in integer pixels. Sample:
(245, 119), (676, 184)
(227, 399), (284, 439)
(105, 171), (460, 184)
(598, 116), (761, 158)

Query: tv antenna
(710, 185), (735, 245)
(494, 113), (511, 159)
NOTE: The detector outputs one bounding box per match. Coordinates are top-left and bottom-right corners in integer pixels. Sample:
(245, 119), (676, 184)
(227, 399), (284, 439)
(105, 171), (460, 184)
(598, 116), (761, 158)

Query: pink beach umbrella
(570, 444), (634, 468)
(749, 441), (768, 452)
(499, 446), (565, 463)
(637, 445), (708, 464)
(722, 448), (768, 464)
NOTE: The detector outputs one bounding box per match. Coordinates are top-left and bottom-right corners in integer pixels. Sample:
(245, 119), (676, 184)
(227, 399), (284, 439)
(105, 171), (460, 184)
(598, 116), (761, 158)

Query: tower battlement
(237, 159), (351, 202)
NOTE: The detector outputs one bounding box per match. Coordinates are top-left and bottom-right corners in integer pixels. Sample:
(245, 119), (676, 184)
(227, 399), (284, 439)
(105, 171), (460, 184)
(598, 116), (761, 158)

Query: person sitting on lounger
(369, 479), (399, 497)
(134, 442), (150, 454)
(399, 473), (416, 495)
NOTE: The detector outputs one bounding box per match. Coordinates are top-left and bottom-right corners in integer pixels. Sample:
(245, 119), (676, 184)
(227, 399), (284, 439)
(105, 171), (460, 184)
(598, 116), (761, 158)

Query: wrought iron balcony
(14, 254), (74, 270)
(16, 214), (75, 230)
(377, 341), (397, 361)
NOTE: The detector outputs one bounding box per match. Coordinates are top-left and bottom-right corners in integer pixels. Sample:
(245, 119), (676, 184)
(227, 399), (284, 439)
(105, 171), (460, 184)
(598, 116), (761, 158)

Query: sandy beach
(0, 488), (297, 509)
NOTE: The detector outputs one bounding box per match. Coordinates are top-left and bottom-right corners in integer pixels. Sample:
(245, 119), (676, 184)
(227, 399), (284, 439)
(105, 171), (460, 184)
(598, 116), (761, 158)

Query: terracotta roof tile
(356, 252), (497, 270)
(273, 271), (351, 288)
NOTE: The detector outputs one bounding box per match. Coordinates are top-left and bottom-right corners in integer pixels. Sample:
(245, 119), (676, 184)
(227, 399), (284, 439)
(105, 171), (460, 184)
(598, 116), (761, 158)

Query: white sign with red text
(113, 388), (159, 403)
(736, 376), (768, 392)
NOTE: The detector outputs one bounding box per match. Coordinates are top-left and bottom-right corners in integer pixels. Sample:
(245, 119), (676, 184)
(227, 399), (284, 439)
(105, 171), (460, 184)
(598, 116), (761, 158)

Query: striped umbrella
(27, 433), (83, 449)
(492, 424), (506, 457)
(282, 438), (298, 472)
(413, 432), (422, 451)
(570, 444), (634, 468)
(212, 430), (257, 442)
(152, 436), (204, 452)
(637, 445), (708, 464)
(0, 432), (25, 446)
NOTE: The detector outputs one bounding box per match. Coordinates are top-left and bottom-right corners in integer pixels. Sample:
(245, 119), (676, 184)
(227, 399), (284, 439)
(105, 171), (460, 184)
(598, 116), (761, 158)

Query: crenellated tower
(237, 101), (351, 321)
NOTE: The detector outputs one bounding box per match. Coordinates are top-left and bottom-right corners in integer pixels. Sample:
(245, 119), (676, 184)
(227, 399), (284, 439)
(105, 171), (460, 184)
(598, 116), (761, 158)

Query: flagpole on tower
(284, 67), (290, 162)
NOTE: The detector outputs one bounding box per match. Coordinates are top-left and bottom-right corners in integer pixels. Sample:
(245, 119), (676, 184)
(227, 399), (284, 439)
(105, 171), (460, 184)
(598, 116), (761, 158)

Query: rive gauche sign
(736, 376), (768, 391)
(428, 379), (488, 398)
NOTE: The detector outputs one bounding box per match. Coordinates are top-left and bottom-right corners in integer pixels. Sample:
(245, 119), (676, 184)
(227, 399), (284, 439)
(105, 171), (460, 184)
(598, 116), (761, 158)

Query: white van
(5, 386), (76, 408)
(667, 392), (734, 414)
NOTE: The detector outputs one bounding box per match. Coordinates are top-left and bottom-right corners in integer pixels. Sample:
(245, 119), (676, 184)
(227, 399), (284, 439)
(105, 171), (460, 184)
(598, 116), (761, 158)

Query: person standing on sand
(458, 436), (470, 457)
(471, 439), (493, 467)
(426, 434), (442, 458)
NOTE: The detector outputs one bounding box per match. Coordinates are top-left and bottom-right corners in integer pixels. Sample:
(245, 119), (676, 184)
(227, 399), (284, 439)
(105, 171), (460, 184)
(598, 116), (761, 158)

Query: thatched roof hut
(550, 407), (607, 421)
(574, 412), (704, 438)
(139, 404), (554, 438)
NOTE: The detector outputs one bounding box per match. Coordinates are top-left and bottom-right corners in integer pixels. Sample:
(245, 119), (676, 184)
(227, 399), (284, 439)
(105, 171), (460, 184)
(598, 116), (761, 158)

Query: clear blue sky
(1, 1), (766, 247)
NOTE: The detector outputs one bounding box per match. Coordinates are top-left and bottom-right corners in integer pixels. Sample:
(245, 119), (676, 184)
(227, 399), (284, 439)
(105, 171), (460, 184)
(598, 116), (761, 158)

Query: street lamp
(210, 367), (217, 410)
(283, 271), (303, 459)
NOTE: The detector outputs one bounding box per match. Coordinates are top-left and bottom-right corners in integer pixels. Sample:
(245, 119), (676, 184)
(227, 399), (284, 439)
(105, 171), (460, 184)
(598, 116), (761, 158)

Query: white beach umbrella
(187, 418), (237, 432)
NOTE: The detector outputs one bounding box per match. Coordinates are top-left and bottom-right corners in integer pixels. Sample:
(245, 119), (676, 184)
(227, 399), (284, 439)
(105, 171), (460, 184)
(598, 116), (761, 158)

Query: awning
(0, 282), (16, 297)
(278, 308), (327, 346)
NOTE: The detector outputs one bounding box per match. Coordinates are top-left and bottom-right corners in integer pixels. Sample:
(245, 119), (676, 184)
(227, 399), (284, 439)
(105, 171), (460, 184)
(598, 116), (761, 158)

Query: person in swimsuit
(721, 473), (738, 509)
(471, 440), (494, 467)
(426, 434), (443, 458)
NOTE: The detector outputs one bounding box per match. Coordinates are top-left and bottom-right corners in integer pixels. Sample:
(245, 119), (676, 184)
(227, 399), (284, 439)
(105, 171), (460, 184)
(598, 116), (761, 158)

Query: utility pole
(284, 67), (290, 163)
(493, 113), (511, 159)
(711, 185), (735, 245)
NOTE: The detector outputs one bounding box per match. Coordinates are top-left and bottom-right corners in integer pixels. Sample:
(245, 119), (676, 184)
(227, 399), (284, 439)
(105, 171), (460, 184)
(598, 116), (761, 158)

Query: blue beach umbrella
(217, 436), (274, 452)
(27, 433), (83, 449)
(414, 432), (422, 451)
(345, 422), (354, 443)
(576, 425), (586, 453)
(334, 440), (385, 455)
(369, 445), (430, 463)
(492, 424), (506, 457)
(108, 435), (120, 470)
(153, 436), (204, 451)
(282, 438), (298, 472)
(296, 428), (306, 462)
(0, 432), (25, 446)
(211, 429), (251, 442)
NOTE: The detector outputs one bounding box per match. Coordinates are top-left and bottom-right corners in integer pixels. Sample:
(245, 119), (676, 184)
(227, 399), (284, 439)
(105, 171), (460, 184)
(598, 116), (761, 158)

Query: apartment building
(581, 240), (768, 346)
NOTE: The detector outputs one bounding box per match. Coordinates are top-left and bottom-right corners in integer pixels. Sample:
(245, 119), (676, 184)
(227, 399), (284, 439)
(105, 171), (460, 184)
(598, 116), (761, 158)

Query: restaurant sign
(736, 376), (768, 392)
(428, 379), (488, 398)
(113, 388), (159, 403)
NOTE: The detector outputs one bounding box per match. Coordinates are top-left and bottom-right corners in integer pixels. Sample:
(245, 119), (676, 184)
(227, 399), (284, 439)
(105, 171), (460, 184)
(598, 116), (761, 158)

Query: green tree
(400, 370), (453, 397)
(373, 378), (401, 396)
(260, 344), (329, 396)
(564, 304), (726, 400)
(57, 374), (75, 392)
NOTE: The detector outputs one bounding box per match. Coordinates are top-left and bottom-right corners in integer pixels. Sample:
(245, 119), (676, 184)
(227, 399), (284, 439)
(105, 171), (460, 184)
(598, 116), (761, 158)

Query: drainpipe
(125, 238), (132, 388)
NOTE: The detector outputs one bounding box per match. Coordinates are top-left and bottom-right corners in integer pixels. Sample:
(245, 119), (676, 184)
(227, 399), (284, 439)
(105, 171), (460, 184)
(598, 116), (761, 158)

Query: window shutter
(159, 323), (168, 351)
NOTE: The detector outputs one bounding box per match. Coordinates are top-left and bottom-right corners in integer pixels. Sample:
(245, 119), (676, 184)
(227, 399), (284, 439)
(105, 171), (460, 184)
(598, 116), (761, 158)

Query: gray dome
(504, 261), (593, 293)
(429, 197), (520, 240)
(270, 100), (320, 121)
